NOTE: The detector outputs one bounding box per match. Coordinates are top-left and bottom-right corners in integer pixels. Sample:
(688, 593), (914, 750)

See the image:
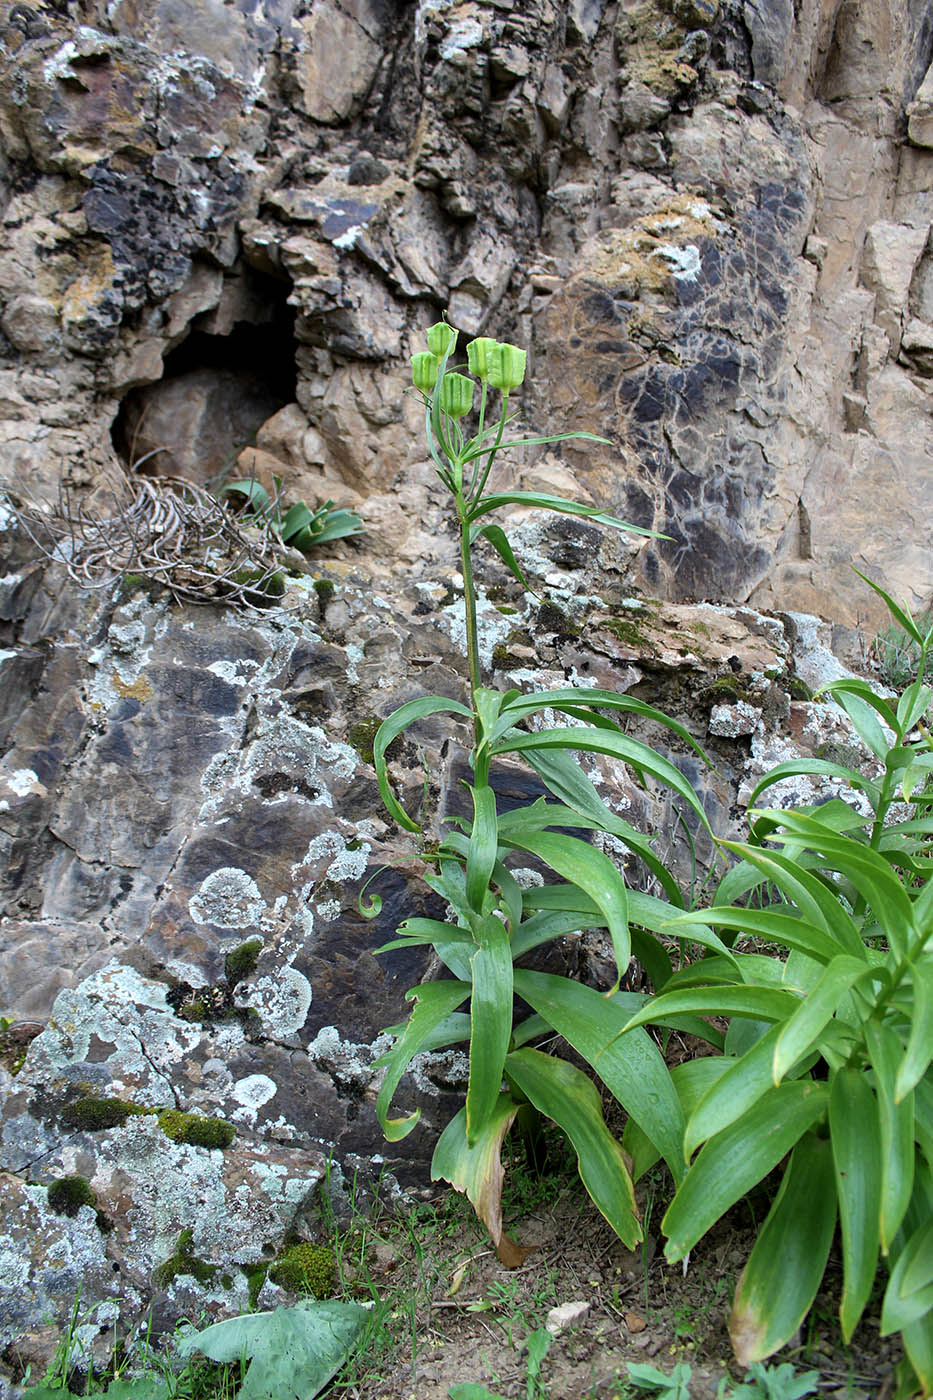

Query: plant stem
(459, 500), (482, 720)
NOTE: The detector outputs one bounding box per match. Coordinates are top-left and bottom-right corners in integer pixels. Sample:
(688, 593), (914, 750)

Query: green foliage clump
(157, 1109), (235, 1150)
(46, 1175), (96, 1218)
(62, 1096), (151, 1131)
(347, 717), (382, 766)
(269, 1243), (337, 1298)
(224, 939), (263, 986)
(154, 1227), (217, 1288)
(872, 605), (933, 691)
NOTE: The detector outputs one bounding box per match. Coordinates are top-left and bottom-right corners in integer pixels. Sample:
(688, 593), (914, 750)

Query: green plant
(620, 577), (933, 1391)
(449, 1329), (551, 1400)
(727, 1361), (819, 1400)
(365, 319), (718, 1263)
(220, 479), (363, 555)
(624, 1360), (693, 1400)
(872, 604), (933, 692)
(268, 1243), (336, 1298)
(175, 1299), (367, 1400)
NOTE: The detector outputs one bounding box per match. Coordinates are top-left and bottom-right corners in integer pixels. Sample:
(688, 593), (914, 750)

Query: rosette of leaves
(365, 321), (718, 1263)
(220, 478), (363, 553)
(620, 578), (933, 1391)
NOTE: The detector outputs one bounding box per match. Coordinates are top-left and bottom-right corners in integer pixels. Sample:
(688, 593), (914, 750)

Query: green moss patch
(62, 1095), (152, 1131)
(157, 1109), (235, 1150)
(154, 1227), (217, 1289)
(47, 1174), (95, 1217)
(268, 1242), (336, 1298)
(224, 938), (263, 986)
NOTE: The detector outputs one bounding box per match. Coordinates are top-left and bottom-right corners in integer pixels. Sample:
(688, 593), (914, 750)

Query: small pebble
(545, 1300), (590, 1335)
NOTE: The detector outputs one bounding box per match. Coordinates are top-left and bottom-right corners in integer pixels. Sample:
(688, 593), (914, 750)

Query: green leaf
(220, 479), (272, 514)
(895, 955), (933, 1101)
(665, 906), (848, 966)
(494, 728), (710, 832)
(772, 955), (868, 1083)
(466, 914), (513, 1145)
(502, 830), (630, 987)
(746, 758), (879, 811)
(373, 696), (472, 832)
(853, 569), (925, 646)
(730, 1133), (837, 1366)
(512, 970), (686, 1183)
(684, 1024), (785, 1159)
(830, 1068), (882, 1341)
(309, 508), (364, 544)
(864, 1018), (915, 1252)
(374, 980), (470, 1139)
(881, 1220), (933, 1333)
(897, 680), (932, 736)
(505, 1047), (641, 1247)
(465, 784), (498, 912)
(661, 1081), (829, 1261)
(625, 1362), (693, 1399)
(623, 985), (802, 1035)
(494, 688), (710, 763)
(467, 491), (657, 537)
(448, 1386), (507, 1400)
(623, 1056), (732, 1182)
(178, 1300), (367, 1400)
(715, 840), (866, 958)
(474, 523), (533, 593)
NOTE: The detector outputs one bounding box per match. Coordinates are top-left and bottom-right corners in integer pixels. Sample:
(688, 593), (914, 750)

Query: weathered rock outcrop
(0, 0), (930, 622)
(1, 0), (932, 1377)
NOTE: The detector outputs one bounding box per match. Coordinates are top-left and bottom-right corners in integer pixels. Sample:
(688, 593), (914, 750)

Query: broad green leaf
(494, 728), (710, 831)
(685, 1024), (785, 1158)
(623, 1057), (733, 1181)
(865, 1018), (915, 1251)
(830, 1068), (882, 1341)
(623, 985), (802, 1035)
(895, 955), (933, 1101)
(901, 1311), (933, 1399)
(661, 1081), (829, 1261)
(829, 687), (892, 759)
(897, 680), (933, 736)
(220, 479), (272, 514)
(730, 1133), (837, 1365)
(280, 500), (315, 542)
(465, 784), (498, 911)
(505, 1047), (641, 1247)
(881, 1220), (933, 1332)
(466, 915), (513, 1145)
(374, 980), (470, 1139)
(504, 830), (630, 987)
(448, 1386), (506, 1400)
(373, 696), (472, 832)
(308, 508), (364, 544)
(665, 906), (847, 965)
(715, 840), (865, 958)
(375, 917), (473, 954)
(494, 687), (710, 762)
(178, 1300), (367, 1400)
(519, 744), (686, 907)
(772, 955), (868, 1083)
(746, 758), (879, 810)
(432, 1097), (524, 1262)
(513, 969), (685, 1182)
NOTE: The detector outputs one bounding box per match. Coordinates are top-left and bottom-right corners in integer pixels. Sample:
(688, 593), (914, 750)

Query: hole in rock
(112, 266), (297, 489)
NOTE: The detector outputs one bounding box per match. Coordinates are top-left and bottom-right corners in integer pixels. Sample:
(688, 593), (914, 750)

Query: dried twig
(9, 465), (298, 610)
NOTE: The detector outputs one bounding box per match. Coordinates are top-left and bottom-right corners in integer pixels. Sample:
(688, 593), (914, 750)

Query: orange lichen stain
(112, 670), (154, 701)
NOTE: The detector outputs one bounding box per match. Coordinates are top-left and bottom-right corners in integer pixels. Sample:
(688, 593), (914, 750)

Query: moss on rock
(268, 1242), (336, 1297)
(47, 1174), (95, 1217)
(157, 1108), (235, 1149)
(62, 1095), (152, 1131)
(224, 938), (263, 986)
(154, 1227), (217, 1288)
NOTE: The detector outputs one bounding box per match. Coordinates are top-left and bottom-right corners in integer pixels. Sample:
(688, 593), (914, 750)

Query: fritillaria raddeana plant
(364, 321), (718, 1263)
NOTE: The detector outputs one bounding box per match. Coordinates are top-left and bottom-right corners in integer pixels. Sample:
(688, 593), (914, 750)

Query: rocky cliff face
(0, 0), (930, 623)
(0, 0), (931, 1376)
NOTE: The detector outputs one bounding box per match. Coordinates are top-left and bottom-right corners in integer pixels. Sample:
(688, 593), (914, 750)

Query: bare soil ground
(333, 1145), (898, 1400)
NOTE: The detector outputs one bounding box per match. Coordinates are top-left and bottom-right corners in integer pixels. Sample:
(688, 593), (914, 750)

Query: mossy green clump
(600, 616), (653, 649)
(157, 1109), (235, 1150)
(224, 938), (263, 986)
(786, 676), (815, 702)
(268, 1242), (336, 1298)
(62, 1096), (152, 1131)
(47, 1174), (96, 1217)
(313, 577), (335, 614)
(246, 1263), (270, 1310)
(348, 716), (381, 766)
(696, 675), (752, 707)
(154, 1227), (217, 1289)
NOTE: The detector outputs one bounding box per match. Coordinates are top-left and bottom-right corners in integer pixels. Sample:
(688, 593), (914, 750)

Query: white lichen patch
(189, 868), (266, 927)
(307, 1025), (391, 1091)
(230, 1074), (278, 1127)
(28, 963), (198, 1099)
(206, 657), (260, 685)
(294, 831), (371, 885)
(5, 767), (46, 797)
(236, 967), (312, 1037)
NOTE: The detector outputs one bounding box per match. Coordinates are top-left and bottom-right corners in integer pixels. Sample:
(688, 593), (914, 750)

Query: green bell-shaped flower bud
(411, 351), (439, 392)
(438, 371), (475, 419)
(487, 341), (526, 392)
(426, 321), (458, 358)
(466, 337), (498, 381)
